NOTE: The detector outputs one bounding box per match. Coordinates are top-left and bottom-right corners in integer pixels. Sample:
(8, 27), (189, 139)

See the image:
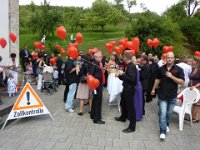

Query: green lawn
(19, 27), (126, 56)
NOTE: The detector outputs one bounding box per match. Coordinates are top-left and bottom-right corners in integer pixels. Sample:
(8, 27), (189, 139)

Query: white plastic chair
(173, 87), (200, 131)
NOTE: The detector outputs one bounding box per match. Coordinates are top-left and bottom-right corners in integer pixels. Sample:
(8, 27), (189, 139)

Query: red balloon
(132, 37), (140, 46)
(124, 38), (128, 42)
(86, 75), (100, 90)
(89, 48), (98, 55)
(32, 52), (38, 59)
(16, 84), (20, 91)
(76, 32), (83, 43)
(163, 46), (173, 53)
(147, 39), (153, 48)
(106, 43), (113, 50)
(41, 45), (46, 50)
(162, 53), (167, 59)
(9, 32), (17, 43)
(60, 48), (66, 55)
(55, 44), (61, 49)
(119, 39), (126, 46)
(124, 50), (135, 56)
(0, 38), (7, 48)
(67, 46), (79, 59)
(119, 45), (124, 51)
(168, 46), (174, 51)
(194, 51), (200, 57)
(34, 42), (43, 49)
(110, 41), (116, 46)
(114, 46), (122, 54)
(125, 41), (134, 50)
(152, 38), (160, 48)
(107, 48), (112, 54)
(50, 58), (56, 65)
(56, 26), (67, 40)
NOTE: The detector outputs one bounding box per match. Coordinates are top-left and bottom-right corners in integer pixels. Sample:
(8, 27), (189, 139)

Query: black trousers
(142, 90), (146, 115)
(120, 87), (136, 130)
(91, 85), (103, 121)
(22, 62), (26, 72)
(58, 70), (62, 85)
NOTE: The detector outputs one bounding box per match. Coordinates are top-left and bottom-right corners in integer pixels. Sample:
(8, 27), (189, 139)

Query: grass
(19, 26), (126, 56)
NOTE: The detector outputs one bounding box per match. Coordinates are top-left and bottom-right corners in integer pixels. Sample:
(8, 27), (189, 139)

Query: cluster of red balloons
(195, 51), (200, 57)
(60, 48), (66, 55)
(105, 37), (140, 55)
(147, 38), (160, 48)
(34, 42), (45, 50)
(86, 75), (100, 91)
(163, 46), (174, 53)
(0, 38), (7, 48)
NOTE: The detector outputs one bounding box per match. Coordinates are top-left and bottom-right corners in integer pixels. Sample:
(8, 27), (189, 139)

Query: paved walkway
(0, 85), (200, 150)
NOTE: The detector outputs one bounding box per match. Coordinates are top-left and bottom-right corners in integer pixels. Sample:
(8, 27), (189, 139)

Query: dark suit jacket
(20, 49), (30, 63)
(140, 63), (150, 91)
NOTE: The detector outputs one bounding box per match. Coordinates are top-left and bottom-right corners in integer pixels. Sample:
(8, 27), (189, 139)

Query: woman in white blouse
(7, 53), (19, 84)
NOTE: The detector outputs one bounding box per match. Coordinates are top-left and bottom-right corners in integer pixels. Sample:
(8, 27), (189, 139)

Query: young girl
(7, 73), (17, 97)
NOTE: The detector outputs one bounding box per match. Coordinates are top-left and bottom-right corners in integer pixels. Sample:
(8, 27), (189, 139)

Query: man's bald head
(166, 52), (175, 65)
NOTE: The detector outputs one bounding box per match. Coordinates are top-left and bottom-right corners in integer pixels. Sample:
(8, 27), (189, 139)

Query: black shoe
(93, 120), (105, 124)
(90, 115), (93, 119)
(77, 112), (83, 116)
(122, 128), (135, 133)
(88, 111), (91, 114)
(114, 117), (126, 122)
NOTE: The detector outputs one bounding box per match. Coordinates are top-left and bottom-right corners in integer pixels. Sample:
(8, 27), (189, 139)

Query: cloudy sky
(19, 0), (180, 15)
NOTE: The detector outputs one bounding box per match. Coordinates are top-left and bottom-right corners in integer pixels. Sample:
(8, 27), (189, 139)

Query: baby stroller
(41, 66), (56, 95)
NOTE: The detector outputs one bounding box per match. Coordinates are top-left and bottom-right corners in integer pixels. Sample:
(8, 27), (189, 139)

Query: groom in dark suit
(20, 45), (30, 72)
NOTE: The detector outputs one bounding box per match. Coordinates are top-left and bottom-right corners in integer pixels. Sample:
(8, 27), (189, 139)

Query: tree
(90, 0), (123, 33)
(127, 0), (136, 12)
(125, 12), (185, 56)
(114, 0), (124, 5)
(185, 0), (200, 17)
(29, 0), (62, 36)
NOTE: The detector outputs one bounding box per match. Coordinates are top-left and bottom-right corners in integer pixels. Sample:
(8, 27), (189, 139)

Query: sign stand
(1, 83), (55, 131)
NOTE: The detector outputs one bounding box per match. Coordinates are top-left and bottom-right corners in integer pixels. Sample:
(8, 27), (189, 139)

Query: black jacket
(89, 60), (103, 84)
(64, 58), (78, 85)
(119, 62), (137, 88)
(140, 63), (150, 90)
(56, 58), (63, 71)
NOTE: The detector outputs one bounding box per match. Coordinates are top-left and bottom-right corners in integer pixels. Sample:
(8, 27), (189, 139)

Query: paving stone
(70, 144), (87, 150)
(88, 145), (104, 150)
(82, 137), (98, 146)
(91, 130), (106, 138)
(98, 137), (113, 147)
(66, 136), (82, 144)
(35, 141), (55, 150)
(128, 140), (146, 149)
(113, 139), (129, 148)
(52, 142), (71, 150)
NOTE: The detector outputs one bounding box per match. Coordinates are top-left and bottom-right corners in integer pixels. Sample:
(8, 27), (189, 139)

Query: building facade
(0, 0), (19, 66)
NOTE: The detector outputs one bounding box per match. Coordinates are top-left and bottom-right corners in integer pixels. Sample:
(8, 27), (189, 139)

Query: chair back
(181, 87), (200, 104)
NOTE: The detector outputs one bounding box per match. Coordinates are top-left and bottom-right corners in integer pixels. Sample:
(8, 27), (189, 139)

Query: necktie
(100, 62), (105, 84)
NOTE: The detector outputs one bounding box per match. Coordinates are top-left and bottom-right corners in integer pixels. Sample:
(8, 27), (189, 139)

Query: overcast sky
(19, 0), (180, 15)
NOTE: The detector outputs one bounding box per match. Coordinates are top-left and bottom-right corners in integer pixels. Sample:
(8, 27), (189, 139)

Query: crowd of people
(0, 43), (200, 140)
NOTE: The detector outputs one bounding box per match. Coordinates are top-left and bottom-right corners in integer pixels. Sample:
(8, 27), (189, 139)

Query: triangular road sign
(13, 83), (44, 110)
(1, 83), (55, 131)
